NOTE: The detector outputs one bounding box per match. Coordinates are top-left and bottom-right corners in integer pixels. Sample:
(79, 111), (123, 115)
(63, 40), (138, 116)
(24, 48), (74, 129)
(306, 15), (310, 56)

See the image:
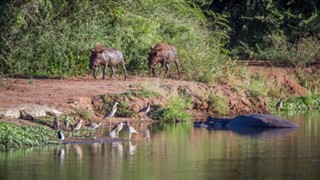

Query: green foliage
(116, 101), (134, 118)
(246, 75), (270, 98)
(150, 95), (192, 123)
(0, 0), (229, 81)
(0, 122), (59, 149)
(208, 94), (229, 115)
(269, 93), (320, 111)
(207, 0), (320, 67)
(255, 31), (320, 67)
(98, 94), (134, 118)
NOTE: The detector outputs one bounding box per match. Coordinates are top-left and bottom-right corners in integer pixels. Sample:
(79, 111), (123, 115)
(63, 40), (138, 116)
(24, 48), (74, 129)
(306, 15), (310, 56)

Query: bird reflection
(127, 141), (137, 156)
(54, 146), (66, 168)
(73, 144), (83, 162)
(89, 143), (102, 155)
(112, 142), (123, 153)
(144, 128), (151, 141)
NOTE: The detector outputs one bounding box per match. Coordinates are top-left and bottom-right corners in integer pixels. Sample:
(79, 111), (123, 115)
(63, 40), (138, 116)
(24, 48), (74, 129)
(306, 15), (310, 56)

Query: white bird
(110, 122), (124, 138)
(73, 119), (83, 131)
(103, 101), (119, 119)
(53, 117), (60, 130)
(57, 131), (65, 142)
(124, 121), (138, 140)
(137, 102), (151, 119)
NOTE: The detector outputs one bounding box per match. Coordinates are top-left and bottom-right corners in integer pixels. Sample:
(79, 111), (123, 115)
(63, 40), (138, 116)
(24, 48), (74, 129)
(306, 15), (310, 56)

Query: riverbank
(1, 65), (318, 121)
(0, 65), (319, 148)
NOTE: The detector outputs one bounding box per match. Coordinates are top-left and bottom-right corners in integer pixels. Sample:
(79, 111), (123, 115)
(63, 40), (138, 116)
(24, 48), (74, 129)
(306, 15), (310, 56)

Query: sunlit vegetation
(269, 93), (320, 111)
(208, 94), (229, 115)
(150, 95), (192, 123)
(0, 122), (59, 149)
(0, 0), (228, 82)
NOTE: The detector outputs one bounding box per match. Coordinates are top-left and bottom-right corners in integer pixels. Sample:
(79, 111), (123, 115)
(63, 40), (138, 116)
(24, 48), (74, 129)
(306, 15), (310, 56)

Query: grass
(96, 94), (135, 118)
(208, 94), (229, 115)
(150, 94), (192, 123)
(0, 122), (59, 149)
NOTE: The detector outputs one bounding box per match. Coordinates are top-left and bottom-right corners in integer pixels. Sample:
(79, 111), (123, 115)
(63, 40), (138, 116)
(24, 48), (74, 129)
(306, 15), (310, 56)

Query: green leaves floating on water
(0, 122), (59, 149)
(269, 93), (320, 111)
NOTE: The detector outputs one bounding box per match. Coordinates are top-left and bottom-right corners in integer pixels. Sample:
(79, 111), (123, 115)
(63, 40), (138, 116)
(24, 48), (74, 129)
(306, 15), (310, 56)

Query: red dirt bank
(0, 66), (310, 122)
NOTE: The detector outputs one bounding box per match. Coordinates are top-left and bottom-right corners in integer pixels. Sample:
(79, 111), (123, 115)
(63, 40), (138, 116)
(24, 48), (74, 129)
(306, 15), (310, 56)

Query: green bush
(0, 0), (229, 81)
(0, 122), (59, 149)
(150, 95), (192, 123)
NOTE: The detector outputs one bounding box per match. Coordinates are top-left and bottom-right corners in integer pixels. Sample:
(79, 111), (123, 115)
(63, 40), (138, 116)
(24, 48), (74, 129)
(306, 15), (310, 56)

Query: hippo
(148, 43), (180, 77)
(89, 44), (127, 80)
(195, 114), (299, 129)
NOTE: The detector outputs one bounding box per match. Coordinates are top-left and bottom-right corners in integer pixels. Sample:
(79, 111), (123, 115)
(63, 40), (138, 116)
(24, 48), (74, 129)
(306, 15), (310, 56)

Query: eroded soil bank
(1, 66), (313, 125)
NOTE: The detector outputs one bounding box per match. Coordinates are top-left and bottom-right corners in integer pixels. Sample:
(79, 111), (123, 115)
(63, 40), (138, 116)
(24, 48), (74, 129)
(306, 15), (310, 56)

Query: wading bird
(57, 131), (65, 142)
(124, 121), (138, 140)
(64, 116), (70, 130)
(53, 117), (60, 130)
(137, 102), (151, 119)
(73, 119), (84, 131)
(110, 122), (124, 138)
(86, 122), (102, 130)
(276, 98), (283, 110)
(103, 101), (119, 119)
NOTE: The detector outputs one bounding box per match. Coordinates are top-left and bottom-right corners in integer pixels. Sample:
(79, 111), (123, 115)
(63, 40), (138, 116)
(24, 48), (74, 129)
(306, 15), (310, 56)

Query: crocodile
(0, 104), (62, 119)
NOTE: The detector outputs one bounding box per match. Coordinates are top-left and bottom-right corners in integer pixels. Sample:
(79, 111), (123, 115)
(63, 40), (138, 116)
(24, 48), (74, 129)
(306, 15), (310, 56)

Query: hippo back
(225, 114), (299, 128)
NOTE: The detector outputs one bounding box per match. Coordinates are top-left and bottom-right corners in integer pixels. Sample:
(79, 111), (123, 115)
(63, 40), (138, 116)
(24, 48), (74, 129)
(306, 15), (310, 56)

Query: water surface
(1, 112), (320, 179)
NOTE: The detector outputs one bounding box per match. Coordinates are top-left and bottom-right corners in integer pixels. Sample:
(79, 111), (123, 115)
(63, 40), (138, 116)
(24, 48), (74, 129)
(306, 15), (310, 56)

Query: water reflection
(127, 141), (137, 156)
(1, 112), (320, 180)
(226, 127), (298, 137)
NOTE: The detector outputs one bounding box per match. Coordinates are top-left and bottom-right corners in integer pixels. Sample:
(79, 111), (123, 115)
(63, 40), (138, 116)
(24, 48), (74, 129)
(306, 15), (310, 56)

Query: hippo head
(148, 50), (162, 68)
(89, 51), (103, 70)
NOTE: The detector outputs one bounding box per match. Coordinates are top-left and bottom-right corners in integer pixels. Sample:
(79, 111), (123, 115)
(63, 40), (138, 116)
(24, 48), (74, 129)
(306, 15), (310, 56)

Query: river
(1, 112), (319, 179)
